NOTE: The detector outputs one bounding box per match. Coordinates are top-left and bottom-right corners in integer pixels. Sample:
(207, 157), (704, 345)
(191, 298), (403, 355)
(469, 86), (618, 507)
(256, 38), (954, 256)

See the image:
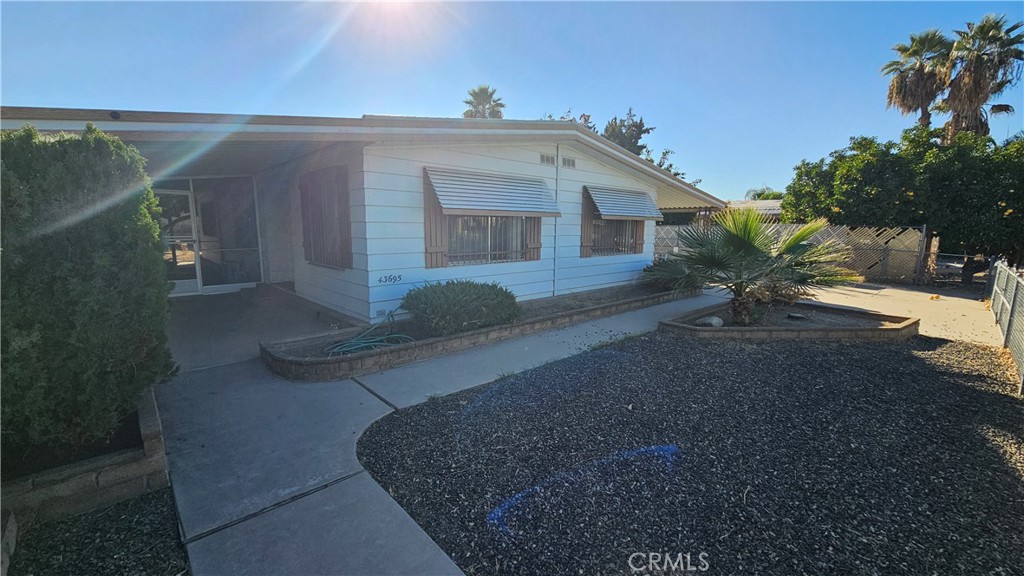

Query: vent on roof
(540, 153), (556, 166)
(562, 157), (576, 169)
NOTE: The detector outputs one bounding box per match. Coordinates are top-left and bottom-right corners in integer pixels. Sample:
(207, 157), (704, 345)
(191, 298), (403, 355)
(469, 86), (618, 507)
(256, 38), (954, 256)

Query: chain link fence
(988, 261), (1024, 390)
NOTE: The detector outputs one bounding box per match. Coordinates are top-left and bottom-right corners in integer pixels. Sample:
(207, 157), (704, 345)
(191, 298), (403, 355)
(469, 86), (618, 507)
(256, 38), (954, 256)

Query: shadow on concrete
(168, 286), (360, 371)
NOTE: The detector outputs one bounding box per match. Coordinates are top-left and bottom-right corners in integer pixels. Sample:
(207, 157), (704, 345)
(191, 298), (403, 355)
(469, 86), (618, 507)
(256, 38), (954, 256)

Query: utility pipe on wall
(553, 142), (560, 296)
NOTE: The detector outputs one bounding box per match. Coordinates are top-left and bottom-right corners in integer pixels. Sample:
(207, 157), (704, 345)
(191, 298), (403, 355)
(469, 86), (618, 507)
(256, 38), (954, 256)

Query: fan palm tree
(643, 209), (861, 325)
(462, 85), (506, 119)
(944, 14), (1024, 138)
(882, 29), (952, 128)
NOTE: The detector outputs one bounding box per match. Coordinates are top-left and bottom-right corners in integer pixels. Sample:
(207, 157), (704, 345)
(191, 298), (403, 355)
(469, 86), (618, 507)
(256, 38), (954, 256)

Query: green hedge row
(2, 125), (174, 448)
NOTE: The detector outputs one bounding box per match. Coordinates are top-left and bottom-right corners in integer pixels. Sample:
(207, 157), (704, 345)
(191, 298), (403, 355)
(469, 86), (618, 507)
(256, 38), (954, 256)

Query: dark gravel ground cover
(9, 488), (188, 576)
(358, 334), (1024, 575)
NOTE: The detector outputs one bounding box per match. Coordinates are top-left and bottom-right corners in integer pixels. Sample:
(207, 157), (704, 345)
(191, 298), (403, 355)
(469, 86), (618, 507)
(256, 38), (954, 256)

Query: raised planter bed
(262, 288), (686, 382)
(659, 301), (919, 341)
(0, 387), (168, 528)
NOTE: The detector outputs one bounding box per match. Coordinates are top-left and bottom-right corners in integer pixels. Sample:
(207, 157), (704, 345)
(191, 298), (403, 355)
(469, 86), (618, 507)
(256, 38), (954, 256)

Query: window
(591, 218), (642, 256)
(447, 215), (528, 266)
(423, 167), (557, 268)
(299, 166), (352, 269)
(580, 186), (661, 257)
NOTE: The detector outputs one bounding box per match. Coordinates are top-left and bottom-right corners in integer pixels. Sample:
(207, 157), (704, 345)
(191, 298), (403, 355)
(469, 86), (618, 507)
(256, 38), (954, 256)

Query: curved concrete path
(156, 291), (728, 575)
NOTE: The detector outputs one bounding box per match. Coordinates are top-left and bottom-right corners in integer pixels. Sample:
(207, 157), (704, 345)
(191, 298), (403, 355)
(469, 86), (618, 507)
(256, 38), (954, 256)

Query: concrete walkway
(167, 288), (359, 372)
(157, 290), (729, 575)
(814, 283), (1001, 346)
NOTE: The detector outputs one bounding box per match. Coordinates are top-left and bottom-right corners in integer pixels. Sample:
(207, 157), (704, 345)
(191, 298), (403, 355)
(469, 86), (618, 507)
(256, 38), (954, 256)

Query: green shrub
(1, 125), (174, 448)
(401, 280), (521, 336)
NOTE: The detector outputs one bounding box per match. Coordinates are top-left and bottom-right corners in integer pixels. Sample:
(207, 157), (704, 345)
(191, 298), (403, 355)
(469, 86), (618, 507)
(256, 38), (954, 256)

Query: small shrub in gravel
(9, 489), (187, 576)
(401, 280), (521, 336)
(358, 335), (1023, 575)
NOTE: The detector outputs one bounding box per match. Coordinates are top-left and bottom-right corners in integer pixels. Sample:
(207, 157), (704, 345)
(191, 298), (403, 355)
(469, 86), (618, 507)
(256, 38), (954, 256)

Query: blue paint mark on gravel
(486, 444), (680, 537)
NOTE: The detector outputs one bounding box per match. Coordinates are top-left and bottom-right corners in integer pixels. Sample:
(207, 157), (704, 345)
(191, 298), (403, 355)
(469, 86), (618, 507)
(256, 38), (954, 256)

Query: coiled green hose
(323, 310), (414, 356)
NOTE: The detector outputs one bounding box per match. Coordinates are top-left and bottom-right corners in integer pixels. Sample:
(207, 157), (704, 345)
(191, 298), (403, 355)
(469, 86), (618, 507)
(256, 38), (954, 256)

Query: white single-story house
(1, 107), (725, 323)
(726, 199), (784, 221)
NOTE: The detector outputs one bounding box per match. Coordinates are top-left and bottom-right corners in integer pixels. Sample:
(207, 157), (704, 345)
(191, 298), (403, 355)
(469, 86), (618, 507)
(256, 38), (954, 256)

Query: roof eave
(0, 106), (726, 208)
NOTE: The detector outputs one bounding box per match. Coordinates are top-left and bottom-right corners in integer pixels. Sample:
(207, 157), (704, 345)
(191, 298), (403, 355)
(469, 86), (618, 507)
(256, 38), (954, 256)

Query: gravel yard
(358, 334), (1024, 575)
(9, 489), (187, 576)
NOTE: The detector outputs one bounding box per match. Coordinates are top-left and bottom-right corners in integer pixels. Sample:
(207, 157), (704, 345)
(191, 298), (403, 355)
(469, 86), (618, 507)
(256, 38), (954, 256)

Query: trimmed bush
(1, 125), (174, 448)
(401, 280), (521, 337)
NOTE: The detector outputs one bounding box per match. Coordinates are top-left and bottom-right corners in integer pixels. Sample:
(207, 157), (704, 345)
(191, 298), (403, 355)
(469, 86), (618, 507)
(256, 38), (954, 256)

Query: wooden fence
(654, 224), (936, 284)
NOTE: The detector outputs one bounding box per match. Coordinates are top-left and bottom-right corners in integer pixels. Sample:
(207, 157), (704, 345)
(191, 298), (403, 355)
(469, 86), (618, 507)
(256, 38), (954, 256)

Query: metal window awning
(585, 186), (663, 220)
(425, 167), (561, 217)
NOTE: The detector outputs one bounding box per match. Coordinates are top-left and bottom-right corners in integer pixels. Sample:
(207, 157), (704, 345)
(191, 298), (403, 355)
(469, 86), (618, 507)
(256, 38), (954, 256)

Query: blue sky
(2, 2), (1022, 200)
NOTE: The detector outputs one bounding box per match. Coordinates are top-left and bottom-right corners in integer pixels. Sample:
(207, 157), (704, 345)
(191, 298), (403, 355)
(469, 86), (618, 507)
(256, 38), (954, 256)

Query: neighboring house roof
(726, 199), (783, 216)
(0, 106), (725, 210)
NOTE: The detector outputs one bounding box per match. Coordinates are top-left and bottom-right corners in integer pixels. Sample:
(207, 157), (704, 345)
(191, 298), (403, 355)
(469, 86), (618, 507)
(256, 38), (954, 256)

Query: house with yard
(0, 107), (724, 323)
(726, 199), (784, 221)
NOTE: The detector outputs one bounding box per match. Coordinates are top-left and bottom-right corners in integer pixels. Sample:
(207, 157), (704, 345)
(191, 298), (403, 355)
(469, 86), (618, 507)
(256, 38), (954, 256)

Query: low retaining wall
(0, 387), (168, 527)
(263, 290), (685, 381)
(659, 302), (919, 341)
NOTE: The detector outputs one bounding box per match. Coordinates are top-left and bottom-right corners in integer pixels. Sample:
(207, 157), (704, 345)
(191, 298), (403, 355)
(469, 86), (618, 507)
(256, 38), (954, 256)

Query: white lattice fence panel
(654, 224), (927, 282)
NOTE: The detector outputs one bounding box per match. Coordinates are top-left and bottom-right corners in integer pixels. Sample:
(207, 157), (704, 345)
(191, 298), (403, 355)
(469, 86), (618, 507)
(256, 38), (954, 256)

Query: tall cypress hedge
(1, 125), (174, 447)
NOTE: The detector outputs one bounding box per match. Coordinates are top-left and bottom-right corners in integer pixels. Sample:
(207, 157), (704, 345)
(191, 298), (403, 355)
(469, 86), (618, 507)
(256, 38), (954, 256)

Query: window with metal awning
(423, 167), (561, 268)
(424, 167), (561, 217)
(581, 186), (662, 257)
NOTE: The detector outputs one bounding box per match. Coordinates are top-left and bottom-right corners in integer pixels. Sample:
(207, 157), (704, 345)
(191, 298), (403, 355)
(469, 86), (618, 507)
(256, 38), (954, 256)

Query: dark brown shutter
(580, 191), (596, 258)
(299, 166), (351, 269)
(633, 220), (645, 254)
(424, 170), (449, 268)
(299, 177), (313, 262)
(331, 167), (353, 269)
(525, 217), (541, 261)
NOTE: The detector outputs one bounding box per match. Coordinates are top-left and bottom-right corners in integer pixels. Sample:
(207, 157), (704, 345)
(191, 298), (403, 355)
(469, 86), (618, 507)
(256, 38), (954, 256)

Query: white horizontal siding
(552, 148), (656, 295)
(361, 142), (657, 321)
(255, 143), (371, 322)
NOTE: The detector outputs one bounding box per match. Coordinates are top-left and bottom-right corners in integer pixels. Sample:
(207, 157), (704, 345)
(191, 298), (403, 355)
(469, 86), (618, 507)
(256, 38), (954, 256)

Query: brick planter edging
(262, 290), (689, 381)
(658, 301), (920, 341)
(0, 387), (168, 527)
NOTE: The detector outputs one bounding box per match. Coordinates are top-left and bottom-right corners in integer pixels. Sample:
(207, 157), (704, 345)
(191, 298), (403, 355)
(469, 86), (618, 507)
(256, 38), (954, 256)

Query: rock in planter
(787, 313), (808, 320)
(692, 316), (724, 328)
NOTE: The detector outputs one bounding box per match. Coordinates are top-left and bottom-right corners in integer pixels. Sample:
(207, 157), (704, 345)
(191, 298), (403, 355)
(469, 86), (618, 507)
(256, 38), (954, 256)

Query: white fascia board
(569, 132), (726, 209)
(2, 118), (581, 140)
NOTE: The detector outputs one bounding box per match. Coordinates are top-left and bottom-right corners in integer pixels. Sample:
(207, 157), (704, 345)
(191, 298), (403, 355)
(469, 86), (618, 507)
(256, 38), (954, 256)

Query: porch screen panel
(193, 177), (262, 285)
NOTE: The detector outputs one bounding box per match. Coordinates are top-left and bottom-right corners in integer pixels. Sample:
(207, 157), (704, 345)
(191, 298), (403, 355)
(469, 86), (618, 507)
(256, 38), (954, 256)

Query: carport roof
(0, 106), (725, 209)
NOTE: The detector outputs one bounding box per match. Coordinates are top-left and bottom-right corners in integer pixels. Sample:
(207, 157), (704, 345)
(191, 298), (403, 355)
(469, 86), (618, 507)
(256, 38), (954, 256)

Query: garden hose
(323, 310), (414, 356)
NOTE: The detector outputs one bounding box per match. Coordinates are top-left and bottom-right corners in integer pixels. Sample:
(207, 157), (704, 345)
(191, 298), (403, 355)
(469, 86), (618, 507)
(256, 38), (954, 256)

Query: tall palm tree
(882, 29), (952, 128)
(462, 85), (506, 119)
(642, 209), (861, 325)
(945, 14), (1024, 138)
